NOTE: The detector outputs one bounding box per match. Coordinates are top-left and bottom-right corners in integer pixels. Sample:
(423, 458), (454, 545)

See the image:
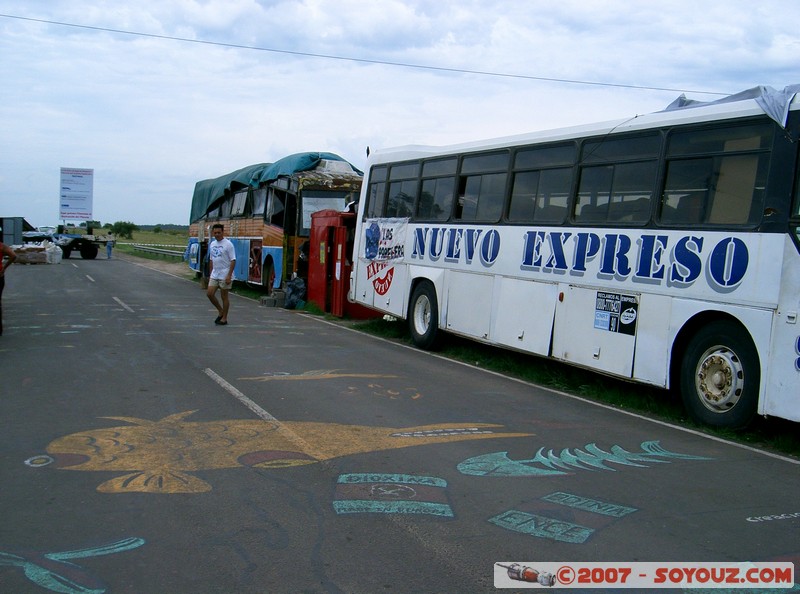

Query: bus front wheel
(679, 320), (759, 429)
(408, 281), (440, 350)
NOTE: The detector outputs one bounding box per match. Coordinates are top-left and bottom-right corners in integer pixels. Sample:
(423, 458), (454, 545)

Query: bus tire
(679, 320), (759, 429)
(408, 281), (440, 350)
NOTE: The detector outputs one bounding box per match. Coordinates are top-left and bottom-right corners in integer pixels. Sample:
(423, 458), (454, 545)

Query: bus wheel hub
(696, 350), (743, 410)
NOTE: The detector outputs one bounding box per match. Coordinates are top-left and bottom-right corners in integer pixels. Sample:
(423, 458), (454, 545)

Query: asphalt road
(1, 255), (798, 593)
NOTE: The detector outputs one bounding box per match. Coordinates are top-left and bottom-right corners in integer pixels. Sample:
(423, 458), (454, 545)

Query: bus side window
(455, 173), (506, 222)
(509, 168), (571, 224)
(386, 180), (417, 217)
(660, 159), (710, 225)
(385, 163), (420, 218)
(510, 144), (575, 224)
(575, 163), (657, 225)
(575, 166), (613, 223)
(535, 169), (571, 223)
(267, 189), (286, 227)
(456, 152), (509, 222)
(231, 189), (249, 217)
(660, 123), (773, 227)
(606, 161), (657, 223)
(365, 166), (388, 218)
(252, 188), (267, 217)
(367, 181), (387, 218)
(575, 134), (660, 225)
(418, 177), (455, 220)
(417, 158), (457, 221)
(508, 171), (539, 221)
(660, 155), (769, 226)
(219, 196), (233, 219)
(708, 154), (765, 225)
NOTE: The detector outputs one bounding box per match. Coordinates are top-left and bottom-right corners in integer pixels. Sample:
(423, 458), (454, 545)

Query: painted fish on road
(37, 410), (531, 494)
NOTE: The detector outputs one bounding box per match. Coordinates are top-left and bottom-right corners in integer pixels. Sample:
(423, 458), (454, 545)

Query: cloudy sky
(1, 1), (798, 227)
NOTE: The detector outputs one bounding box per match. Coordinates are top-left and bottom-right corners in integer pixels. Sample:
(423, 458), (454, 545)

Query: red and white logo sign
(367, 261), (394, 295)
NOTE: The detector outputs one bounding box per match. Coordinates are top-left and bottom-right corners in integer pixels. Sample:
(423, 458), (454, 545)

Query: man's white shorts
(208, 278), (232, 290)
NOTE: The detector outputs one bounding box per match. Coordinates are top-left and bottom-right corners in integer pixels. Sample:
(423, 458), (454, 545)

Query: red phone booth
(308, 210), (380, 319)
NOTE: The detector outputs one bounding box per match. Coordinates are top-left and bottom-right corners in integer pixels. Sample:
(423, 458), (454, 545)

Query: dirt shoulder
(115, 252), (197, 280)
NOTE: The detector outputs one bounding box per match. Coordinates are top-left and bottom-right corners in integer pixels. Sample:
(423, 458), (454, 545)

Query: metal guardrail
(132, 244), (185, 258)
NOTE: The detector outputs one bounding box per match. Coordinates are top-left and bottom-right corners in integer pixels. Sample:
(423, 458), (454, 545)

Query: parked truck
(53, 231), (114, 259)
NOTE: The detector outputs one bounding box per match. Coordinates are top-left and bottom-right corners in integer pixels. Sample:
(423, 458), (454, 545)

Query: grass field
(57, 226), (190, 248)
(120, 228), (189, 247)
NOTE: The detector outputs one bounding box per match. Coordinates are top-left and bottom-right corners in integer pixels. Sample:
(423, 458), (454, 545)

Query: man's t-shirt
(209, 238), (236, 280)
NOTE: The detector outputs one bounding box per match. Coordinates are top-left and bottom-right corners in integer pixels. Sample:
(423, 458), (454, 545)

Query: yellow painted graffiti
(43, 411), (531, 494)
(239, 369), (399, 381)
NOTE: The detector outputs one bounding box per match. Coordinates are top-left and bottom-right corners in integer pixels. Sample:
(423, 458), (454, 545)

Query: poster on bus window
(363, 218), (408, 262)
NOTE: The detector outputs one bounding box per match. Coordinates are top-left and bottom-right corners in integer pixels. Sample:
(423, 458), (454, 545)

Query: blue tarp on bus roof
(190, 163), (269, 223)
(256, 152), (360, 185)
(663, 83), (800, 128)
(190, 152), (362, 223)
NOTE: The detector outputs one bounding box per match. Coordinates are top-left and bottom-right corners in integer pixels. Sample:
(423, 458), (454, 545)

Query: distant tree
(153, 225), (162, 234)
(110, 221), (139, 239)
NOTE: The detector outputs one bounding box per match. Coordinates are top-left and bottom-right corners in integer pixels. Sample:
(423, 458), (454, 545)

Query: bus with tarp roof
(188, 152), (362, 292)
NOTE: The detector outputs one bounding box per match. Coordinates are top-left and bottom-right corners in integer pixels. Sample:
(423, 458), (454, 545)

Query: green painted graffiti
(0, 537), (145, 593)
(457, 440), (710, 477)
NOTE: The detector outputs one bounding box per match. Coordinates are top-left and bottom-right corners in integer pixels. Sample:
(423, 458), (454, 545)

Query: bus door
(553, 284), (639, 377)
(232, 239), (251, 282)
(248, 239), (263, 283)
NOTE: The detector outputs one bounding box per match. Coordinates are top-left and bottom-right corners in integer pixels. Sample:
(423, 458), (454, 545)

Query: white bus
(349, 84), (800, 429)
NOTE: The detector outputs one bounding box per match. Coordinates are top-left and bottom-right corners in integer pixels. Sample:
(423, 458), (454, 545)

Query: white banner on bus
(59, 167), (94, 220)
(362, 218), (408, 262)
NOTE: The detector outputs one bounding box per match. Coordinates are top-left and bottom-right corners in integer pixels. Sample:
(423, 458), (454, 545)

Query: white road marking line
(203, 367), (326, 459)
(204, 367), (277, 421)
(113, 297), (135, 313)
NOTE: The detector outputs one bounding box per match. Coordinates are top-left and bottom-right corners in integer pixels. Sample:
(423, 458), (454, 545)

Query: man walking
(206, 223), (236, 325)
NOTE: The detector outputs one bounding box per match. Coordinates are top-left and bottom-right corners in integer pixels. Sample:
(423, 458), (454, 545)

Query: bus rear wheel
(679, 320), (759, 429)
(408, 281), (440, 350)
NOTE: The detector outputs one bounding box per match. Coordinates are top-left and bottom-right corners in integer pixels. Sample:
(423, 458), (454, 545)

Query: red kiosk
(308, 210), (379, 319)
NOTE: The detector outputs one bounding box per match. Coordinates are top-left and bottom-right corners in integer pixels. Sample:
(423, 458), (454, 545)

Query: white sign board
(60, 167), (94, 220)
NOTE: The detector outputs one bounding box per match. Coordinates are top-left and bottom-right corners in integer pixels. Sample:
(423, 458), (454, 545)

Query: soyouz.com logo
(494, 561), (794, 589)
